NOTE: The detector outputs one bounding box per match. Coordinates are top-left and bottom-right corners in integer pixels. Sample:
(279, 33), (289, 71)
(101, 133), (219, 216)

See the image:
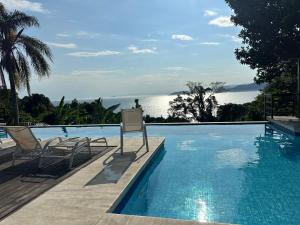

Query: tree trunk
(8, 73), (19, 125)
(0, 68), (7, 89)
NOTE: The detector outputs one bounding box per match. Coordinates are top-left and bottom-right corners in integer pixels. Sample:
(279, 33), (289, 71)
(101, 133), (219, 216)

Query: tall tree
(0, 3), (52, 125)
(168, 82), (221, 122)
(225, 0), (300, 84)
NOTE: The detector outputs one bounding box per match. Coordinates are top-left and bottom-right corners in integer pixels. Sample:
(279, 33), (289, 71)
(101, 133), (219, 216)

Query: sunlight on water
(196, 199), (208, 222)
(102, 91), (259, 117)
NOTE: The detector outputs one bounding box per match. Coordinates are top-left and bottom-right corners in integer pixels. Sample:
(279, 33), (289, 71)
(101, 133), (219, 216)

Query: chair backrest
(121, 108), (144, 132)
(5, 126), (40, 152)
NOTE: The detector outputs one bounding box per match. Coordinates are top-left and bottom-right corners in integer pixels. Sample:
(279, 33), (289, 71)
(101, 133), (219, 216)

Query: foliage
(217, 95), (265, 122)
(0, 3), (52, 125)
(168, 82), (221, 122)
(20, 94), (54, 118)
(225, 0), (300, 85)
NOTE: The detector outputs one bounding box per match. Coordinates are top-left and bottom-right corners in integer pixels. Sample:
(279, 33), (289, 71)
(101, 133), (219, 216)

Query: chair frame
(120, 109), (149, 154)
(5, 126), (91, 169)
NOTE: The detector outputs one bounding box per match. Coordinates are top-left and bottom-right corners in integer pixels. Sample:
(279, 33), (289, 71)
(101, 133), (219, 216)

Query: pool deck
(0, 136), (235, 225)
(0, 140), (115, 220)
(267, 116), (300, 136)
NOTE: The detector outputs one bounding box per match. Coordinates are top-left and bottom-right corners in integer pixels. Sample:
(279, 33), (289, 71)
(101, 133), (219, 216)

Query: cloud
(219, 34), (243, 43)
(172, 34), (193, 41)
(200, 42), (220, 46)
(209, 16), (234, 27)
(47, 42), (77, 49)
(204, 10), (217, 17)
(76, 31), (101, 38)
(165, 67), (190, 71)
(56, 33), (70, 37)
(70, 70), (122, 76)
(1, 0), (46, 13)
(68, 51), (122, 57)
(128, 45), (156, 54)
(141, 39), (159, 42)
(231, 36), (243, 43)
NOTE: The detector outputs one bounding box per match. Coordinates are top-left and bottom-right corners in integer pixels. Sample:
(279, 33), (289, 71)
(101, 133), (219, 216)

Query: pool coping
(0, 121), (269, 129)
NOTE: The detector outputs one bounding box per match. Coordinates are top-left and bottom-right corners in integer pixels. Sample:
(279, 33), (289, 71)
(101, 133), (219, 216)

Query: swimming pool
(11, 124), (300, 225)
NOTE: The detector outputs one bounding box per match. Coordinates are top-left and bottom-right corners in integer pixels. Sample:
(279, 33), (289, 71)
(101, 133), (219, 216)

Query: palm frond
(106, 103), (120, 112)
(22, 42), (51, 77)
(20, 35), (52, 61)
(7, 11), (39, 29)
(15, 51), (31, 95)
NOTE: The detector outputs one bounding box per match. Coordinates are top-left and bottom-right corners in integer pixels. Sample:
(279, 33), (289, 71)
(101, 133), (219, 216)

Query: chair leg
(87, 139), (92, 157)
(120, 129), (124, 155)
(68, 153), (75, 170)
(144, 127), (149, 152)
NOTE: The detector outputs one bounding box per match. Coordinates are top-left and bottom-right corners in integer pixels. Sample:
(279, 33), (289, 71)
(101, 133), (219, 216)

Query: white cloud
(165, 67), (190, 71)
(70, 70), (122, 76)
(76, 31), (101, 38)
(200, 42), (220, 46)
(68, 51), (122, 57)
(218, 34), (243, 43)
(209, 16), (234, 27)
(204, 10), (217, 17)
(231, 36), (243, 43)
(141, 39), (159, 42)
(172, 34), (193, 41)
(56, 33), (70, 37)
(47, 42), (77, 49)
(128, 45), (156, 54)
(1, 0), (46, 13)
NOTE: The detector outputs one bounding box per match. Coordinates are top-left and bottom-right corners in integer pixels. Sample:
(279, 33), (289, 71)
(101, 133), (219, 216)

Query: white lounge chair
(120, 108), (149, 154)
(5, 126), (91, 169)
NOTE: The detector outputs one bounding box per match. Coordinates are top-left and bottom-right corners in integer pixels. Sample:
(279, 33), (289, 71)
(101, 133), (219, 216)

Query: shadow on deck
(0, 144), (114, 220)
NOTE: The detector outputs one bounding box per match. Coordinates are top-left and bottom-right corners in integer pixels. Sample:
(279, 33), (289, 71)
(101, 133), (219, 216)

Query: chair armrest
(73, 137), (90, 153)
(42, 137), (63, 152)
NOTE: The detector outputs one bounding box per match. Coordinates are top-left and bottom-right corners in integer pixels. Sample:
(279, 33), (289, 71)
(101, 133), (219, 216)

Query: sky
(1, 0), (255, 100)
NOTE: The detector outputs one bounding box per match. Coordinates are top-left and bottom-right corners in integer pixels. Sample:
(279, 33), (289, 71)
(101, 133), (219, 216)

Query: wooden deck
(0, 141), (115, 220)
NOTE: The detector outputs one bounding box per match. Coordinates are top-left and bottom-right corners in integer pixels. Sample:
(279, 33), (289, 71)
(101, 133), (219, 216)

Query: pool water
(115, 125), (300, 225)
(28, 125), (300, 224)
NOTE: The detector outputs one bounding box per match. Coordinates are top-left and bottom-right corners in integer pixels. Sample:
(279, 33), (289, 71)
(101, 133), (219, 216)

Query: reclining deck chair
(5, 126), (91, 169)
(120, 108), (149, 154)
(5, 126), (63, 166)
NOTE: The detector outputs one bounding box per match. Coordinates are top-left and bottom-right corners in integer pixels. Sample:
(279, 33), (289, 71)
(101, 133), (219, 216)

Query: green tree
(0, 3), (52, 125)
(168, 82), (221, 122)
(225, 0), (300, 85)
(20, 93), (54, 119)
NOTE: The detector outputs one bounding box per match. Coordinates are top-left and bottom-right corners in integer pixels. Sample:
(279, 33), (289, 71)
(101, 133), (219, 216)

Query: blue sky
(2, 0), (255, 100)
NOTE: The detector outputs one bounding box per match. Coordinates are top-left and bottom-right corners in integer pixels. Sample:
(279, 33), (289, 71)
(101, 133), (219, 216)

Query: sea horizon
(52, 90), (260, 118)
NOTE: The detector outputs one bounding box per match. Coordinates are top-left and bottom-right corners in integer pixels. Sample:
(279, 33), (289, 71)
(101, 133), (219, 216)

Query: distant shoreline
(169, 83), (265, 96)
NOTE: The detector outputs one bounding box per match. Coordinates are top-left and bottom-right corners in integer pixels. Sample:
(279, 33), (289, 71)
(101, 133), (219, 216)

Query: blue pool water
(15, 125), (300, 224)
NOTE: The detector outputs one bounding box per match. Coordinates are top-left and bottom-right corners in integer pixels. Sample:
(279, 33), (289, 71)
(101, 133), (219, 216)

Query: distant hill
(225, 83), (266, 92)
(169, 83), (265, 95)
(169, 91), (189, 95)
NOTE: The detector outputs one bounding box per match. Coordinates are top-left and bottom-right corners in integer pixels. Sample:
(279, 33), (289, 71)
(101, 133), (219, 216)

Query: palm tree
(0, 3), (52, 125)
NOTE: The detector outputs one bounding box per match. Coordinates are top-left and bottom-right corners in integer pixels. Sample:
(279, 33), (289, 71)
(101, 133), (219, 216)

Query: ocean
(54, 91), (259, 118)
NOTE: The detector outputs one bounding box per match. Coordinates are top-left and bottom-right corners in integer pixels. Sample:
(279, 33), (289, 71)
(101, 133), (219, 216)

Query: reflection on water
(61, 127), (68, 137)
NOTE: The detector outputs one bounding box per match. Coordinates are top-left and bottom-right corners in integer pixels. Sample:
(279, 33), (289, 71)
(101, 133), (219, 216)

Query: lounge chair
(120, 108), (149, 154)
(5, 126), (91, 169)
